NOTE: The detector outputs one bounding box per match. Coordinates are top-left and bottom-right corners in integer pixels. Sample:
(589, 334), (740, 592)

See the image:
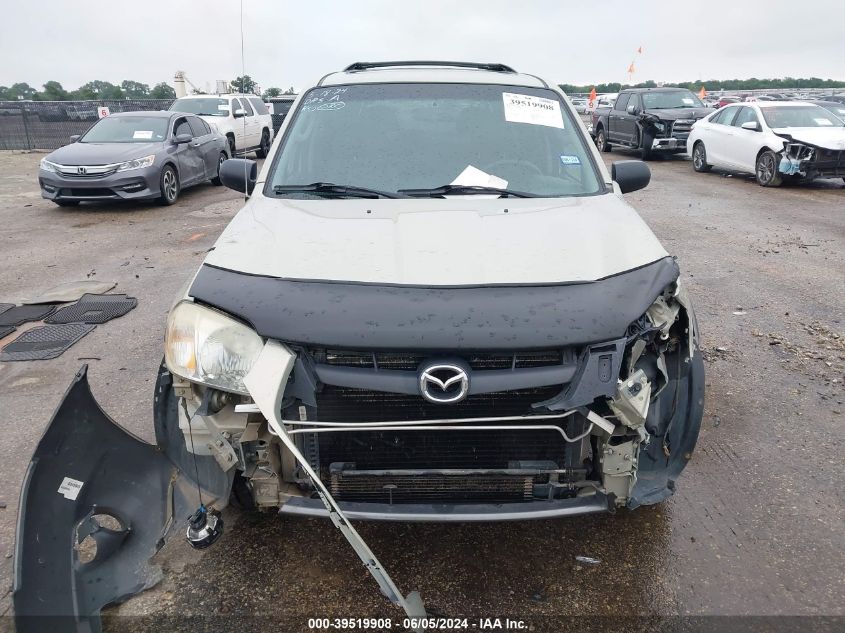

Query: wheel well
(162, 160), (178, 177)
(595, 122), (604, 132)
(756, 146), (778, 161)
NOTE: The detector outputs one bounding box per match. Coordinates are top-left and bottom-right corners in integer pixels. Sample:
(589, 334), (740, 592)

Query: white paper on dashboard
(450, 165), (508, 189)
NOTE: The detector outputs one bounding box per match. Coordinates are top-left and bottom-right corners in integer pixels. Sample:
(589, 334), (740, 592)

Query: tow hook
(186, 505), (223, 549)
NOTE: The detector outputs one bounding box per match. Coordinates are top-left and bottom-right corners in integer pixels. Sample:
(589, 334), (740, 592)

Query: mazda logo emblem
(418, 362), (470, 404)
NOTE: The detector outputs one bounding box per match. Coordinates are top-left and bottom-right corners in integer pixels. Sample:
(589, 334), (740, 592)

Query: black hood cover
(188, 257), (680, 350)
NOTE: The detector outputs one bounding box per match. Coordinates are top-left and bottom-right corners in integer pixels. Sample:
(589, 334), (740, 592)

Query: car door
(188, 116), (218, 178)
(230, 98), (247, 151)
(238, 97), (259, 147)
(172, 116), (204, 185)
(727, 106), (765, 173)
(703, 105), (740, 168)
(610, 93), (632, 144)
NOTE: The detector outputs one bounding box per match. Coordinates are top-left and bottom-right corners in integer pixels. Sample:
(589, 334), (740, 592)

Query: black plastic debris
(45, 294), (137, 325)
(0, 323), (95, 361)
(0, 304), (57, 327)
(0, 325), (16, 340)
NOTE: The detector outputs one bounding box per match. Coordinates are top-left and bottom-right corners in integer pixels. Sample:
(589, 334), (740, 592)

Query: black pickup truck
(591, 87), (713, 159)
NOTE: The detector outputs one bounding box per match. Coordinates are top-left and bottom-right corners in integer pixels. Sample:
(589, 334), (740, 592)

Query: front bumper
(279, 493), (613, 522)
(651, 136), (688, 151)
(39, 165), (161, 202)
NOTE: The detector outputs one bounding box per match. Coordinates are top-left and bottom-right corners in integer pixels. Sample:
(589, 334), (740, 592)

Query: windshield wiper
(398, 184), (537, 198)
(273, 182), (404, 199)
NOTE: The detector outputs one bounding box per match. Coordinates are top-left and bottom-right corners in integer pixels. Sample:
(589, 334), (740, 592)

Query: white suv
(169, 93), (274, 158)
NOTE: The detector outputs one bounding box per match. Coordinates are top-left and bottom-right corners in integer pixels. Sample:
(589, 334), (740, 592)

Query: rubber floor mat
(45, 294), (137, 324)
(0, 323), (95, 361)
(0, 304), (56, 327)
(0, 326), (15, 339)
(0, 303), (13, 316)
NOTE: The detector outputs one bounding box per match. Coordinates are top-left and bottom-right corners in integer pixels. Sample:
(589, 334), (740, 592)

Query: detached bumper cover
(13, 366), (226, 633)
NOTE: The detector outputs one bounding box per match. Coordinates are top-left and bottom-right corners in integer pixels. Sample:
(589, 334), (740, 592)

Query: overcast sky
(2, 0), (844, 92)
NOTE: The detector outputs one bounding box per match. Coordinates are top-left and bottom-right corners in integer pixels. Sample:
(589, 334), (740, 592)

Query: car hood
(772, 127), (845, 150)
(644, 107), (713, 121)
(203, 193), (669, 285)
(46, 142), (161, 165)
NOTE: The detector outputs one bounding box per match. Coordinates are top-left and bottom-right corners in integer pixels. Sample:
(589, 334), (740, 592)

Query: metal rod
(284, 423), (595, 444)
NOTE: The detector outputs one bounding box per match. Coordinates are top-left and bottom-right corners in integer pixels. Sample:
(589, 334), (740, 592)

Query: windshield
(642, 90), (703, 109)
(267, 83), (602, 198)
(762, 105), (845, 128)
(80, 116), (169, 143)
(170, 97), (229, 117)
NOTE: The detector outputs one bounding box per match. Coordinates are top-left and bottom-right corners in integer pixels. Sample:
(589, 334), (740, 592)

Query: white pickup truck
(170, 93), (274, 158)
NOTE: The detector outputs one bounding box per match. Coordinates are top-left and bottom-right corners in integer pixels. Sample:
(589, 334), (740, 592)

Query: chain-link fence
(0, 99), (175, 150)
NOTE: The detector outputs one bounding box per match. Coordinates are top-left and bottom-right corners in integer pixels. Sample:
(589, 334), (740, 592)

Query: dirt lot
(0, 150), (842, 631)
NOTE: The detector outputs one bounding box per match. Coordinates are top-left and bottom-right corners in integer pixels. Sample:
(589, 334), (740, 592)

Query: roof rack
(343, 61), (516, 73)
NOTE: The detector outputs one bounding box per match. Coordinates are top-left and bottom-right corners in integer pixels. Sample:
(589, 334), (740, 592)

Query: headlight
(39, 158), (58, 173)
(117, 154), (155, 172)
(164, 301), (264, 395)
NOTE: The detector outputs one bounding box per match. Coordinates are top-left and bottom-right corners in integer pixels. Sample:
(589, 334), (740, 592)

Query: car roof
(110, 110), (175, 118)
(623, 87), (690, 93)
(319, 61), (548, 88)
(175, 93), (258, 99)
(755, 101), (816, 108)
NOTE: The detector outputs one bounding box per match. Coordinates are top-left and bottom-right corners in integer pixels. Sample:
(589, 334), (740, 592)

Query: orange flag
(589, 87), (597, 102)
(698, 87), (706, 98)
(627, 62), (636, 74)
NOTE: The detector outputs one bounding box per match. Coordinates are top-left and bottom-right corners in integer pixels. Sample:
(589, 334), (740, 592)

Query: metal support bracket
(243, 341), (426, 630)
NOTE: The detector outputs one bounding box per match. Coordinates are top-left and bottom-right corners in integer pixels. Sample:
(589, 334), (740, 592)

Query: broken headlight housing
(164, 301), (264, 395)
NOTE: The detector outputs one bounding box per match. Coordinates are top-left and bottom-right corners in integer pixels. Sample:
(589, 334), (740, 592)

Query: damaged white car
(688, 101), (845, 186)
(15, 61), (704, 631)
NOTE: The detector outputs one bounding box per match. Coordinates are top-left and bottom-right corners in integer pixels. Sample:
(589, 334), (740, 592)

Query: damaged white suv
(16, 62), (704, 627)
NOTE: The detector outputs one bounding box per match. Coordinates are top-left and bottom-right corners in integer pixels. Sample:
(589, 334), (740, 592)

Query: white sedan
(686, 101), (845, 186)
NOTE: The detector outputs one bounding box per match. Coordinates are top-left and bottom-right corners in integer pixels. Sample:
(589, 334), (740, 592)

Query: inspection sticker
(58, 476), (84, 501)
(133, 130), (153, 140)
(503, 92), (564, 129)
(560, 154), (581, 165)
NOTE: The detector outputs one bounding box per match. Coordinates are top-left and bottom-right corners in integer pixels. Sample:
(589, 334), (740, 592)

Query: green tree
(38, 81), (70, 101)
(120, 80), (150, 98)
(150, 82), (176, 99)
(5, 82), (37, 99)
(283, 86), (296, 95)
(73, 80), (123, 100)
(230, 75), (257, 94)
(263, 86), (282, 98)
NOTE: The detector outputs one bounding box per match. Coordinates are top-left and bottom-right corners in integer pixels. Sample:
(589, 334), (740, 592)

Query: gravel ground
(0, 149), (842, 631)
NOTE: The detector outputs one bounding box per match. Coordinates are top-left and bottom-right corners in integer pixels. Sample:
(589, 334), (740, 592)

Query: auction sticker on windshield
(502, 92), (563, 129)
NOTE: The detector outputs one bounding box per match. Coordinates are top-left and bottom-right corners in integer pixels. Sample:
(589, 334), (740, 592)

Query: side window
(713, 106), (738, 125)
(248, 97), (268, 115)
(240, 98), (255, 116)
(231, 98), (243, 115)
(732, 107), (760, 128)
(614, 93), (630, 112)
(174, 117), (192, 137)
(188, 116), (207, 137)
(630, 94), (641, 111)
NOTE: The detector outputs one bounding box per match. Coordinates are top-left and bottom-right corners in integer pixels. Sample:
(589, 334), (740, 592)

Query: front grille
(316, 426), (571, 471)
(313, 385), (560, 422)
(671, 120), (694, 139)
(57, 168), (117, 178)
(319, 348), (565, 371)
(60, 188), (116, 198)
(330, 472), (533, 502)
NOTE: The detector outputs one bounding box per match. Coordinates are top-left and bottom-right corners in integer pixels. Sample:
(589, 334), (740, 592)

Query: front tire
(755, 150), (783, 187)
(255, 129), (270, 158)
(157, 165), (180, 205)
(595, 127), (611, 152)
(692, 142), (712, 172)
(210, 152), (227, 186)
(227, 135), (236, 158)
(639, 129), (654, 160)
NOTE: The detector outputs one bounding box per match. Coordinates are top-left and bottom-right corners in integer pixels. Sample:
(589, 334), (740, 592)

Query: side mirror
(219, 158), (257, 194)
(174, 133), (192, 144)
(626, 104), (638, 115)
(611, 160), (651, 194)
(69, 135), (80, 143)
(233, 109), (246, 118)
(740, 121), (760, 131)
